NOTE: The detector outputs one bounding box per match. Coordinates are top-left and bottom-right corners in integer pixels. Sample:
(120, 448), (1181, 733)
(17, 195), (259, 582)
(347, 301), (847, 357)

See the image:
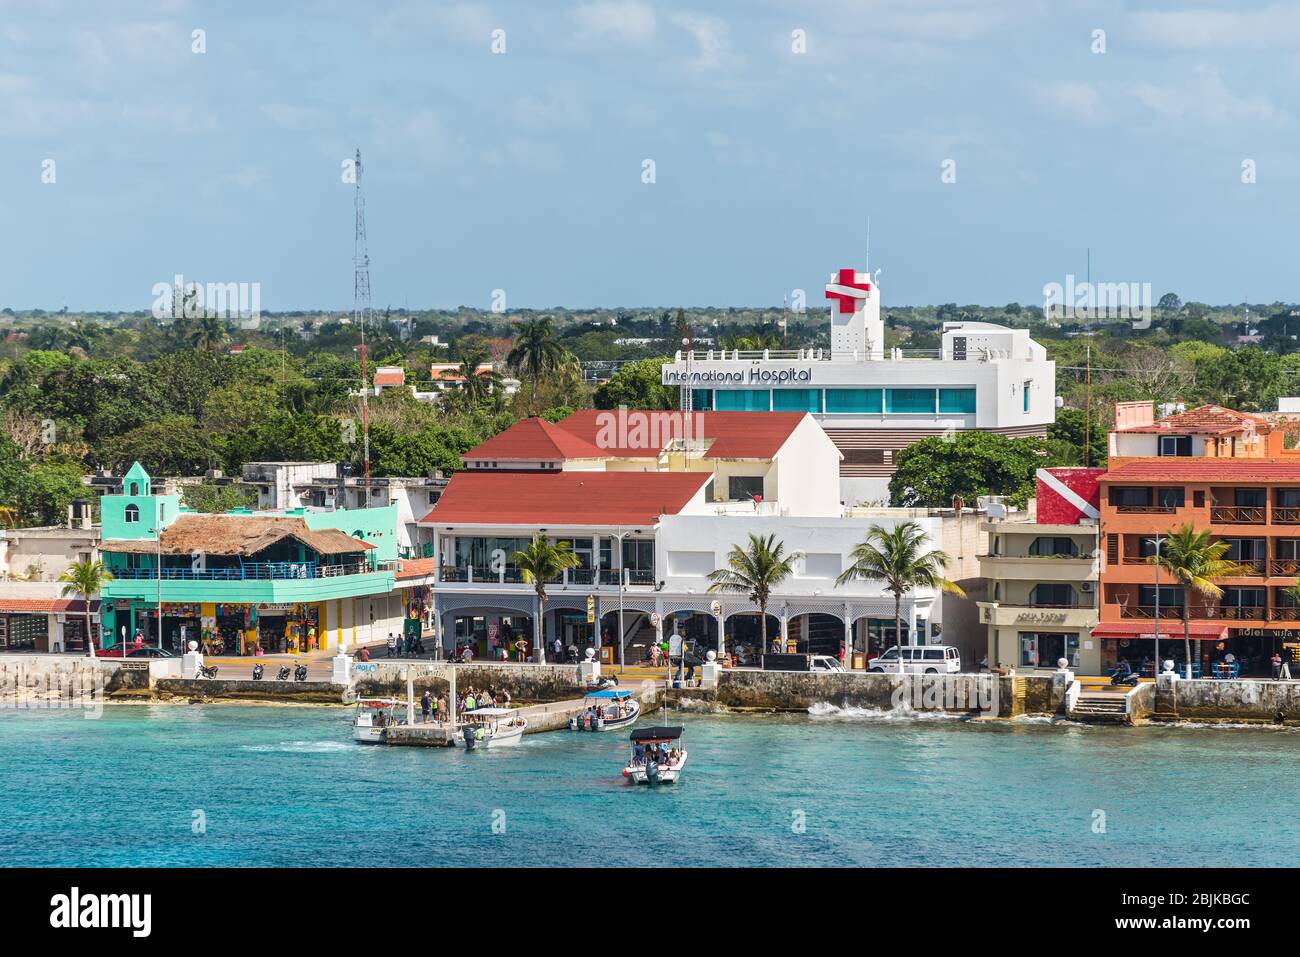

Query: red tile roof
(0, 598), (99, 614)
(462, 417), (605, 462)
(1101, 460), (1300, 483)
(462, 410), (808, 463)
(373, 369), (406, 386)
(1118, 404), (1271, 435)
(419, 471), (711, 526)
(395, 557), (435, 580)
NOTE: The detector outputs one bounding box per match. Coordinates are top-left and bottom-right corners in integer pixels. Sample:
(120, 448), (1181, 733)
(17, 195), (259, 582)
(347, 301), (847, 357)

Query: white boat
(569, 689), (641, 731)
(622, 726), (687, 785)
(353, 697), (402, 744)
(454, 707), (527, 749)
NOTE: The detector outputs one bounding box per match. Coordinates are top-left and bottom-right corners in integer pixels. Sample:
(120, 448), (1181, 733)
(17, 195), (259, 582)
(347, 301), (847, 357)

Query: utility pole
(352, 148), (373, 488)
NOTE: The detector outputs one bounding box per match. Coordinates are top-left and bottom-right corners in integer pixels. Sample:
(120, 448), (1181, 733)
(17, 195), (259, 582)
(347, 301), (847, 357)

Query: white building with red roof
(661, 266), (1057, 504)
(419, 409), (966, 668)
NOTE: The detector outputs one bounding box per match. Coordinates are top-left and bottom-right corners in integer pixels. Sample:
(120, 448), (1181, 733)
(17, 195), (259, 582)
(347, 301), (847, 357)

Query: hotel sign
(663, 366), (815, 386)
(1015, 611), (1068, 624)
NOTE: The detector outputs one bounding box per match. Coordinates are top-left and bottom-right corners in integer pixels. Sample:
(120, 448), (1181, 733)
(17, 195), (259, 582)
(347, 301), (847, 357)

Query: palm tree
(506, 317), (568, 412)
(835, 521), (965, 672)
(58, 558), (113, 658)
(511, 535), (582, 663)
(1150, 524), (1256, 679)
(190, 314), (226, 352)
(707, 534), (800, 656)
(455, 349), (503, 410)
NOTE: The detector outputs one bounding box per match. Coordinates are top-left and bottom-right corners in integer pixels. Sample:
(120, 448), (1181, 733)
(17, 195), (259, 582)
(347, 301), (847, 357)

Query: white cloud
(1130, 64), (1289, 126)
(667, 11), (732, 72)
(569, 0), (657, 48)
(1129, 5), (1300, 51)
(1029, 81), (1103, 125)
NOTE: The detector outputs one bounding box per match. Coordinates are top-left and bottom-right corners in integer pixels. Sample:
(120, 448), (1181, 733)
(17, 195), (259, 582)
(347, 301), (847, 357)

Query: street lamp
(149, 500), (163, 650)
(606, 527), (637, 674)
(1146, 534), (1166, 675)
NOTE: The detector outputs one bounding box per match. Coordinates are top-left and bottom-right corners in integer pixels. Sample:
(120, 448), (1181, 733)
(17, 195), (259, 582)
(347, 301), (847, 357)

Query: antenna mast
(352, 147), (372, 487)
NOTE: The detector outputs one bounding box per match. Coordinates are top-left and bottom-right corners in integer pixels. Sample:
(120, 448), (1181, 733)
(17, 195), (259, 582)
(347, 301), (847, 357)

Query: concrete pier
(382, 680), (660, 747)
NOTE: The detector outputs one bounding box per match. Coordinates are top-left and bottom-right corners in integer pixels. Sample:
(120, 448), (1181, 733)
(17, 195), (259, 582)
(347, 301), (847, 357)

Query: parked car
(868, 645), (961, 674)
(762, 653), (845, 673)
(126, 647), (176, 658)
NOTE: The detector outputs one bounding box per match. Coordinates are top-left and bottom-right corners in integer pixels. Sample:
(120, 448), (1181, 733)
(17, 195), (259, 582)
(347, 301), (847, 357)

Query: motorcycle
(196, 664), (219, 680)
(1109, 667), (1140, 687)
(276, 666), (291, 681)
(293, 664), (308, 682)
(251, 663), (265, 681)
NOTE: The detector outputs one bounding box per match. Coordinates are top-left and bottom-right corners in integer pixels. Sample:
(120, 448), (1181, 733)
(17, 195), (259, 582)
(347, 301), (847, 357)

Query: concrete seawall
(355, 661), (585, 703)
(153, 678), (351, 704)
(711, 669), (1062, 718)
(1151, 676), (1300, 724)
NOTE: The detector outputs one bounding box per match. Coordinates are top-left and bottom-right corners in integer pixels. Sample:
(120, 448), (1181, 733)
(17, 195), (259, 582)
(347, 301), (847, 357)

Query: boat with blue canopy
(568, 688), (640, 731)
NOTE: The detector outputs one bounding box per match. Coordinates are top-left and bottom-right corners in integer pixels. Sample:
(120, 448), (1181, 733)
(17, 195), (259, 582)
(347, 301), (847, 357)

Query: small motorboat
(569, 689), (641, 731)
(353, 697), (402, 744)
(455, 707), (527, 749)
(622, 726), (687, 785)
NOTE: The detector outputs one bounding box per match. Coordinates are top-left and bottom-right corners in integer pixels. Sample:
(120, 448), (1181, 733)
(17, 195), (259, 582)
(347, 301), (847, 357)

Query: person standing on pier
(421, 690), (431, 723)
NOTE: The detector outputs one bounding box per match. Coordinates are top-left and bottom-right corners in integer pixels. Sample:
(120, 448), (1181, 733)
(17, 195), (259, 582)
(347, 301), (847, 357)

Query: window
(885, 388), (936, 414)
(825, 388), (883, 414)
(621, 539), (654, 572)
(1029, 537), (1078, 557)
(728, 475), (764, 501)
(124, 504), (140, 523)
(938, 388), (977, 414)
(1278, 489), (1300, 507)
(1157, 487), (1185, 508)
(1158, 435), (1192, 456)
(1030, 583), (1076, 607)
(691, 389), (713, 411)
(714, 389), (769, 411)
(1110, 487), (1152, 508)
(128, 482), (139, 496)
(1023, 379), (1032, 412)
(771, 388), (822, 413)
(1222, 587), (1266, 608)
(1234, 488), (1266, 507)
(1138, 585), (1184, 608)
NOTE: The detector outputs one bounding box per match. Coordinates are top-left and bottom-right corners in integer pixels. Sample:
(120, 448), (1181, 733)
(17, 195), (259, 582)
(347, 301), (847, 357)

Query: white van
(867, 645), (961, 674)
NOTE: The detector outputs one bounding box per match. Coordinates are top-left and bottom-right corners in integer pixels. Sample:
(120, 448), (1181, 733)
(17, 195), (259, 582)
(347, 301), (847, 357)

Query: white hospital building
(661, 267), (1057, 504)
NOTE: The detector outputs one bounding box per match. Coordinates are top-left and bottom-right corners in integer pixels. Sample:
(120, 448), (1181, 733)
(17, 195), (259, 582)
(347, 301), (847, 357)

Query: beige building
(978, 513), (1100, 675)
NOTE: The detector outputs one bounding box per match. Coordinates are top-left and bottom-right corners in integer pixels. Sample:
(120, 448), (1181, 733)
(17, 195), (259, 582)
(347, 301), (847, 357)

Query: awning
(1091, 622), (1227, 641)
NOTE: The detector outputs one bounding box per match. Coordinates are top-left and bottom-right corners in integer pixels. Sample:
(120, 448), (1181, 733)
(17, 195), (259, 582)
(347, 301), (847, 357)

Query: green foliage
(889, 432), (1067, 509)
(1048, 407), (1107, 468)
(593, 357), (679, 410)
(102, 416), (223, 475)
(540, 406), (574, 423)
(179, 481), (257, 513)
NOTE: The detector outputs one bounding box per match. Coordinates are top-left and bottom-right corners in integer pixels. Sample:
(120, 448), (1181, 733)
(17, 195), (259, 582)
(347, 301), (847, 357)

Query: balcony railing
(111, 561), (385, 581)
(1274, 606), (1300, 621)
(1119, 605), (1185, 619)
(1115, 504), (1176, 514)
(1270, 559), (1300, 576)
(1210, 506), (1265, 524)
(438, 565), (657, 587)
(1274, 507), (1300, 525)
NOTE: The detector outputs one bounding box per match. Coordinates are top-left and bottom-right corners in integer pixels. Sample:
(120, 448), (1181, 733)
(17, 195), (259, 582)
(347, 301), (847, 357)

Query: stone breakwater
(354, 661), (589, 704)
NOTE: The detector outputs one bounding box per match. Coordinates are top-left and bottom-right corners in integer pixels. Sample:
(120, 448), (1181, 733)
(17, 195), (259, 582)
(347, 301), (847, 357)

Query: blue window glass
(691, 389), (713, 411)
(1023, 380), (1032, 412)
(886, 388), (937, 414)
(772, 388), (822, 413)
(714, 389), (770, 411)
(938, 388), (977, 414)
(824, 388), (883, 414)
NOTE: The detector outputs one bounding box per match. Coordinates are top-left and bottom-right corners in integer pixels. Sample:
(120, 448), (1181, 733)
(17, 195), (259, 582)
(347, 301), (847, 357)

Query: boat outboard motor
(276, 666), (291, 681)
(462, 725), (478, 750)
(646, 758), (662, 785)
(568, 716), (578, 730)
(252, 663), (264, 681)
(294, 664), (308, 682)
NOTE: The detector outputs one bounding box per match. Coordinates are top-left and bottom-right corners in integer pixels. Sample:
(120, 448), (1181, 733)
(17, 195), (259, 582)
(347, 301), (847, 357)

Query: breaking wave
(806, 701), (964, 722)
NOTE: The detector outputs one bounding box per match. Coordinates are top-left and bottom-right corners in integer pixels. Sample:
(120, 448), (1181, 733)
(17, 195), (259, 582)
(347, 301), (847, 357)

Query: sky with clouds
(3, 0), (1299, 311)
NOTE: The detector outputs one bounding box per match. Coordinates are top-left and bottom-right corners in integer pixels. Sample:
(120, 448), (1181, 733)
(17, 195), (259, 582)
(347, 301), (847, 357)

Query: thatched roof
(102, 514), (373, 557)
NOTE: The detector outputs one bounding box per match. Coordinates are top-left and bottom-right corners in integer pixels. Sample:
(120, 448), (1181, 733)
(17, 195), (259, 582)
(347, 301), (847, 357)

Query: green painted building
(99, 463), (409, 654)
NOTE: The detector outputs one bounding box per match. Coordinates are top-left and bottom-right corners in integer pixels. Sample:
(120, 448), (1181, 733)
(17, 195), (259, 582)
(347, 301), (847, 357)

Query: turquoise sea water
(1, 703), (1297, 867)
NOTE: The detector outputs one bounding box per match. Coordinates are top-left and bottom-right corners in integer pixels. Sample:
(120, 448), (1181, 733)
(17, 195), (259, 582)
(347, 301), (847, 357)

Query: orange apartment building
(1096, 401), (1300, 677)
